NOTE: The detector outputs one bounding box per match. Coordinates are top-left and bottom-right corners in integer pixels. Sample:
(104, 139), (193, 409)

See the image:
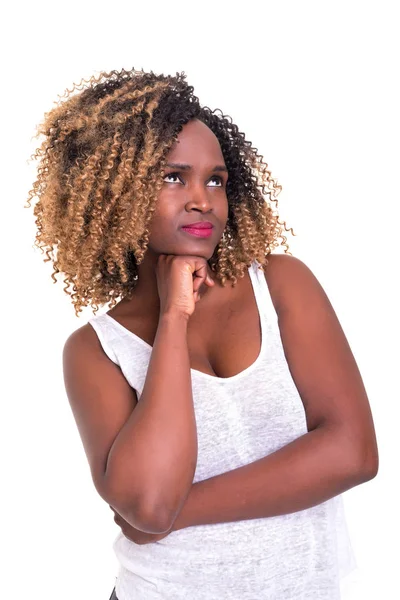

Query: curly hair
(25, 67), (296, 317)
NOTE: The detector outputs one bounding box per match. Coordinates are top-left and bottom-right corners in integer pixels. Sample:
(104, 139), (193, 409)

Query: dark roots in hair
(25, 67), (296, 317)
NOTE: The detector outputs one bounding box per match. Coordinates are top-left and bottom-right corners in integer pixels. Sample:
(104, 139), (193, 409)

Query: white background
(2, 1), (398, 598)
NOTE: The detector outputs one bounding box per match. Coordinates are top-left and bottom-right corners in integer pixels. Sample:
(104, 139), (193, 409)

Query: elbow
(359, 436), (379, 480)
(102, 468), (173, 533)
(102, 460), (184, 533)
(351, 442), (379, 482)
(107, 487), (173, 534)
(92, 462), (173, 533)
(329, 424), (379, 483)
(360, 453), (379, 481)
(135, 500), (175, 534)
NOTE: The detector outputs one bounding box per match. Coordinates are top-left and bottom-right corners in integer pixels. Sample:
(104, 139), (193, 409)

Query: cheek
(146, 216), (181, 250)
(151, 195), (176, 222)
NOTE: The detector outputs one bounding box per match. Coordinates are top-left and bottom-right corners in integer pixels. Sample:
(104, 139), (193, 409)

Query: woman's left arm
(112, 420), (376, 540)
(172, 255), (379, 531)
(172, 421), (376, 531)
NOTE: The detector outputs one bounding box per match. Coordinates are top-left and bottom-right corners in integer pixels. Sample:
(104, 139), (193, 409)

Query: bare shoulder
(64, 321), (94, 344)
(63, 321), (105, 357)
(261, 253), (325, 314)
(260, 252), (305, 314)
(62, 325), (91, 371)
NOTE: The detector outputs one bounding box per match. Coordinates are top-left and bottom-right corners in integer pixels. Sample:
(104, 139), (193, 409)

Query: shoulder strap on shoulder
(88, 316), (120, 365)
(250, 259), (278, 324)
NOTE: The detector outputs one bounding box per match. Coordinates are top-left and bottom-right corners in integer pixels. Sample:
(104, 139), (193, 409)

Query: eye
(163, 172), (224, 187)
(208, 176), (224, 187)
(163, 172), (183, 184)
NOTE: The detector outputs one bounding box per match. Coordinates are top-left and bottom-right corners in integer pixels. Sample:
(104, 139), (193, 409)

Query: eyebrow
(166, 162), (228, 173)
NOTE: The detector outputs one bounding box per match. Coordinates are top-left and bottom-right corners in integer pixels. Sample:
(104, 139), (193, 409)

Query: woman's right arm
(62, 311), (197, 535)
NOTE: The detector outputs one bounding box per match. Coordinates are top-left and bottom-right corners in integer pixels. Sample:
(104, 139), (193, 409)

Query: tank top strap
(248, 258), (279, 326)
(88, 315), (120, 365)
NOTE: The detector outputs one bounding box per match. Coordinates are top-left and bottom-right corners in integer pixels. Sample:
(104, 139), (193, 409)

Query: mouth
(181, 226), (214, 238)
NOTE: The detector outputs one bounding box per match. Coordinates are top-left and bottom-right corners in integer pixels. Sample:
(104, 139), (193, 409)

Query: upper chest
(107, 259), (282, 379)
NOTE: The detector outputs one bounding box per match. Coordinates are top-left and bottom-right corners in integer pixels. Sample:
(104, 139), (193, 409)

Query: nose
(184, 183), (214, 213)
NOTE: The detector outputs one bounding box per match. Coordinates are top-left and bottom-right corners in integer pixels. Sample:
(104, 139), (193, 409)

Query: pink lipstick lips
(181, 221), (214, 238)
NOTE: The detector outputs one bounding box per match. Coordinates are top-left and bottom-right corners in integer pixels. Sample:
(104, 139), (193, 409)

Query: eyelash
(163, 172), (224, 187)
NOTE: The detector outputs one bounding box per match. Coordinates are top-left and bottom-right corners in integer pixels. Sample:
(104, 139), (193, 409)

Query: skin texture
(125, 118), (229, 313)
(63, 119), (379, 542)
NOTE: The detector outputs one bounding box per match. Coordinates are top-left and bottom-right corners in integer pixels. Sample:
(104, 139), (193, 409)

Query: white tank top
(88, 259), (357, 599)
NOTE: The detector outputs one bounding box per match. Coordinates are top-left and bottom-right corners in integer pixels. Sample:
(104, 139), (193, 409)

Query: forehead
(167, 119), (224, 163)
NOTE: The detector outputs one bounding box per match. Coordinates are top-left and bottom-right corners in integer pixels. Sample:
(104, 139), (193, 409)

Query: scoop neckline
(102, 261), (265, 383)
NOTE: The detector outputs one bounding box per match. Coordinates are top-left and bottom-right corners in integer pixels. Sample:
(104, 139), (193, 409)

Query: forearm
(107, 312), (197, 532)
(172, 424), (374, 531)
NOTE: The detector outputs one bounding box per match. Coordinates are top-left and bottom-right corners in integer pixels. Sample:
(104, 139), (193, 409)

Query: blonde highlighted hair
(26, 68), (296, 317)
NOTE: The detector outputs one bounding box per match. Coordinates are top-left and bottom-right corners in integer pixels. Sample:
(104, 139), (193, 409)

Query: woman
(27, 68), (378, 599)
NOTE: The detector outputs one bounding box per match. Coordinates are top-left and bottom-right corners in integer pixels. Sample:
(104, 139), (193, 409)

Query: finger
(193, 260), (207, 279)
(192, 278), (202, 293)
(206, 274), (215, 286)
